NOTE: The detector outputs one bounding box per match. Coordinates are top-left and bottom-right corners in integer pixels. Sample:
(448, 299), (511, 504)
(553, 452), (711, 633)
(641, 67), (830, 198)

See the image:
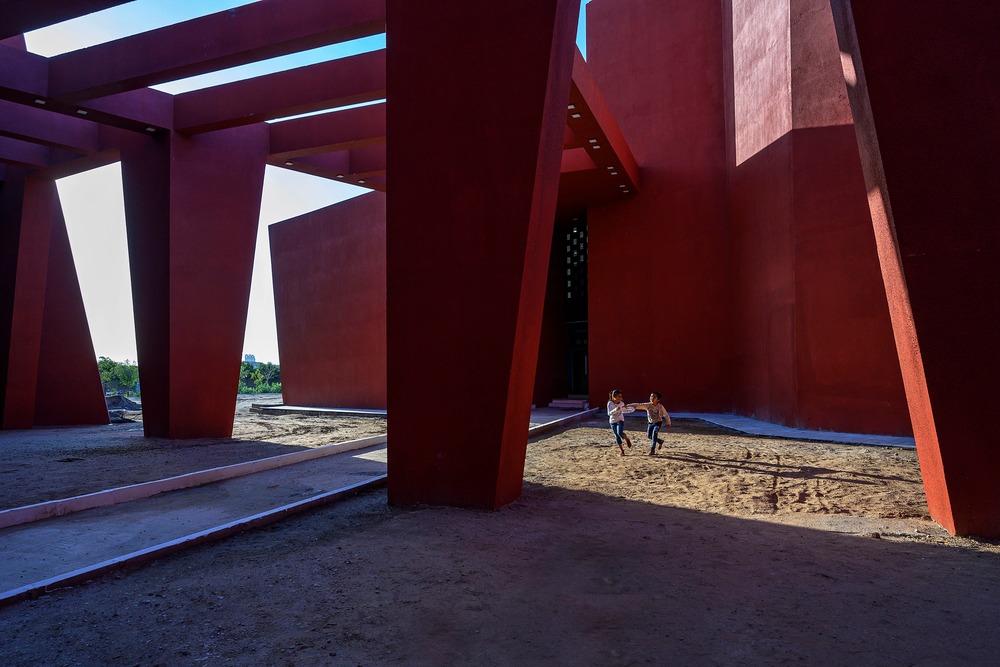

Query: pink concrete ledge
(0, 435), (387, 530)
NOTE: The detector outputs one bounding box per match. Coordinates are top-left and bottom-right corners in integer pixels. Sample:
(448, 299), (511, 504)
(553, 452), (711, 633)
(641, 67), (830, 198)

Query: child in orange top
(629, 392), (672, 455)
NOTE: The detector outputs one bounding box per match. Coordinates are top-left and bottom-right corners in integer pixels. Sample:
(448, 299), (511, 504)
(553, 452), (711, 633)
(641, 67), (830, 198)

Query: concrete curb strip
(0, 435), (387, 530)
(0, 475), (387, 607)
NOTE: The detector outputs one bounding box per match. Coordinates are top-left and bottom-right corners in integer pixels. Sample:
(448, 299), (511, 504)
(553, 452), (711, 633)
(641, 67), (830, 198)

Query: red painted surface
(33, 201), (107, 427)
(270, 192), (386, 409)
(587, 0), (906, 436)
(0, 166), (26, 420)
(0, 1), (131, 40)
(118, 125), (268, 438)
(48, 0), (386, 101)
(831, 1), (1000, 536)
(2, 174), (55, 428)
(385, 0), (580, 509)
(587, 0), (733, 414)
(175, 50), (385, 134)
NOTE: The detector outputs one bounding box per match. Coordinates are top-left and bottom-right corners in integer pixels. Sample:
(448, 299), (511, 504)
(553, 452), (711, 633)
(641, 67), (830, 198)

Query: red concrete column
(270, 192), (386, 409)
(33, 206), (108, 427)
(2, 174), (55, 428)
(0, 166), (27, 423)
(385, 0), (580, 508)
(831, 1), (1000, 536)
(118, 125), (268, 438)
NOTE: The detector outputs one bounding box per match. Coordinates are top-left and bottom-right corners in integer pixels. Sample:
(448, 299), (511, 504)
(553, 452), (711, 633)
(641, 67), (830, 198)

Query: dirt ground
(2, 398), (1000, 665)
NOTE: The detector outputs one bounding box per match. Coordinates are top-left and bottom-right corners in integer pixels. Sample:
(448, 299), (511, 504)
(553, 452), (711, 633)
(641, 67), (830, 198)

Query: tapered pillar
(118, 125), (268, 438)
(831, 1), (1000, 536)
(2, 174), (55, 428)
(0, 167), (27, 425)
(0, 172), (106, 428)
(385, 0), (580, 508)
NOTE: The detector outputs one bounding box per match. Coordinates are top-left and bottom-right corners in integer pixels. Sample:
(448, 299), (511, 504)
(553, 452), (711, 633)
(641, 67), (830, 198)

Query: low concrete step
(547, 398), (589, 410)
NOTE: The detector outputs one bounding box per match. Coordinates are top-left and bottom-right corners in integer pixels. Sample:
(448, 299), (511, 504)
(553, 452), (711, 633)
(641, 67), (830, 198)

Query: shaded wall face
(587, 0), (733, 413)
(270, 192), (386, 409)
(724, 0), (908, 434)
(586, 0), (907, 435)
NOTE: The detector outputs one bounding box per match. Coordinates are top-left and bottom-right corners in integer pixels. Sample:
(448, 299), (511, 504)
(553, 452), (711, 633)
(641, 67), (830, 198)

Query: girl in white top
(607, 389), (635, 456)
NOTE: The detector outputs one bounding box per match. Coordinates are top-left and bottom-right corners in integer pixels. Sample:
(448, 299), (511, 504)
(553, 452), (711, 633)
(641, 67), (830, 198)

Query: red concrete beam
(556, 50), (640, 215)
(0, 136), (49, 169)
(831, 0), (1000, 536)
(274, 146), (386, 190)
(0, 44), (48, 102)
(268, 103), (385, 160)
(0, 99), (98, 153)
(174, 50), (386, 134)
(1, 45), (173, 135)
(49, 0), (387, 102)
(0, 0), (132, 39)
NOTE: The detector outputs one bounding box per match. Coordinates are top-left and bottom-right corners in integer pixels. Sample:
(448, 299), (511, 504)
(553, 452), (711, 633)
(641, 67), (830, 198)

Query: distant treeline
(98, 357), (139, 396)
(97, 358), (281, 396)
(240, 360), (281, 394)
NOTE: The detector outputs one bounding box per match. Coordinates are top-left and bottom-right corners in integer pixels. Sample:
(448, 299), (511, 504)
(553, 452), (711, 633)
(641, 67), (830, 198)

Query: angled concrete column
(832, 1), (1000, 536)
(385, 0), (580, 508)
(118, 125), (268, 438)
(2, 174), (55, 429)
(0, 166), (27, 424)
(33, 201), (108, 427)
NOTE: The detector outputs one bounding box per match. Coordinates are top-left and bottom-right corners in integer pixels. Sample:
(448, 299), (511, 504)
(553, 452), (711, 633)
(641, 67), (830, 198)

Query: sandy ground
(2, 400), (1000, 665)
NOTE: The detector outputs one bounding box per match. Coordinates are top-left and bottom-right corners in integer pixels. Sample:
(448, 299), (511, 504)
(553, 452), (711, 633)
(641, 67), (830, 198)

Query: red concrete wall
(587, 0), (906, 435)
(270, 192), (386, 409)
(587, 0), (733, 414)
(831, 0), (1000, 535)
(725, 0), (908, 434)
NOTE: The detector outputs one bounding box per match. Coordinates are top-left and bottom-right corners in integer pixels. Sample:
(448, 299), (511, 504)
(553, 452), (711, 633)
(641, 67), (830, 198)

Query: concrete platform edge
(0, 475), (388, 608)
(0, 435), (388, 530)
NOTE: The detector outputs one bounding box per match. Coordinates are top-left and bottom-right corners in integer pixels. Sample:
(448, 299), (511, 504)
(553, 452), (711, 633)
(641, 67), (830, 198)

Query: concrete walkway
(669, 412), (916, 449)
(0, 406), (913, 606)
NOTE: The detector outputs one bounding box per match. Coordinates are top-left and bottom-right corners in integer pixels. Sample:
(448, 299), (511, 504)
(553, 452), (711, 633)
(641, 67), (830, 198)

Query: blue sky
(25, 0), (591, 364)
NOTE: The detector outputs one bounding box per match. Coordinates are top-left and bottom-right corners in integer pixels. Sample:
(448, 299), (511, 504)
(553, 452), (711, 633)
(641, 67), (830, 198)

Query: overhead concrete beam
(0, 0), (131, 40)
(174, 50), (386, 134)
(268, 103), (385, 160)
(49, 0), (386, 101)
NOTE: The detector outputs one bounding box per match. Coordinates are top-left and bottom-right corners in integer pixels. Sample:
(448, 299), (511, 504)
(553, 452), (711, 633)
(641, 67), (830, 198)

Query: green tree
(97, 356), (117, 395)
(97, 357), (140, 395)
(258, 362), (280, 386)
(114, 360), (140, 396)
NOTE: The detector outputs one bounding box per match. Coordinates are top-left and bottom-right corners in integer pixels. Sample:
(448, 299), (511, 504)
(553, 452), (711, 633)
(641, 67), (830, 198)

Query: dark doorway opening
(563, 220), (588, 396)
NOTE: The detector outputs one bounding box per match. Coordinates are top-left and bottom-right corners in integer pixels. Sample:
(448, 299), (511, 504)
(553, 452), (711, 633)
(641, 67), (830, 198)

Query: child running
(606, 389), (634, 456)
(629, 392), (672, 455)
